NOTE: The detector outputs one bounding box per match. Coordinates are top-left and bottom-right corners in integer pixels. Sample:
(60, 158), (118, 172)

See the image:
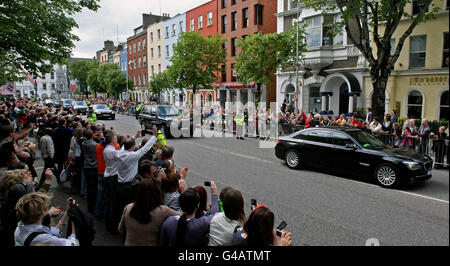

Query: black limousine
(275, 127), (433, 188)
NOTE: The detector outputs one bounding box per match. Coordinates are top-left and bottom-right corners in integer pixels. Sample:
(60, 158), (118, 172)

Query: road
(42, 114), (449, 246)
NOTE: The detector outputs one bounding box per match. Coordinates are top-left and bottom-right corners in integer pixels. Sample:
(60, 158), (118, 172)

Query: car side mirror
(345, 143), (357, 150)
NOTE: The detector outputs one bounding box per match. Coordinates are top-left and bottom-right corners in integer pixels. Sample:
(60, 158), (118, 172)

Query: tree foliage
(148, 71), (171, 95)
(302, 0), (440, 118)
(235, 27), (307, 87)
(0, 0), (100, 85)
(167, 31), (226, 93)
(106, 69), (132, 97)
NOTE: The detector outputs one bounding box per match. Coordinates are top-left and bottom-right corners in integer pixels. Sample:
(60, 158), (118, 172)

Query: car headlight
(111, 112), (115, 114)
(402, 161), (422, 170)
(96, 112), (101, 114)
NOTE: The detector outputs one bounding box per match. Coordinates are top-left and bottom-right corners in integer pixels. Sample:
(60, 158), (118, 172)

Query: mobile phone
(251, 199), (257, 206)
(141, 130), (145, 136)
(56, 206), (63, 211)
(204, 181), (211, 187)
(277, 221), (287, 231)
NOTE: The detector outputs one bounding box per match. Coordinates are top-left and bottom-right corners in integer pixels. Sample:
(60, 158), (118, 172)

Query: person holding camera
(14, 193), (79, 246)
(159, 182), (219, 247)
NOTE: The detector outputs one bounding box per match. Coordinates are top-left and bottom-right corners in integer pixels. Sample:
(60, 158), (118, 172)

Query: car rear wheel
(285, 150), (302, 169)
(374, 164), (401, 189)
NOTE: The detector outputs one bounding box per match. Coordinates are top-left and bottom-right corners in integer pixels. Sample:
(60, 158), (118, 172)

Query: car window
(332, 132), (354, 146)
(347, 130), (385, 150)
(296, 130), (330, 144)
(150, 106), (157, 115)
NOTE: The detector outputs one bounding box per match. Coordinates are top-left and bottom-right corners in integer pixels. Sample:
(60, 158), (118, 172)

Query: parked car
(138, 105), (190, 138)
(275, 127), (433, 189)
(91, 104), (115, 120)
(61, 99), (73, 112)
(44, 99), (54, 107)
(72, 100), (88, 115)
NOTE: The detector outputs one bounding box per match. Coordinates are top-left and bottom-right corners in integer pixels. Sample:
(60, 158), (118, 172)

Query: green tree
(87, 63), (100, 97)
(69, 60), (92, 97)
(303, 0), (440, 119)
(235, 28), (307, 105)
(106, 69), (131, 98)
(167, 31), (226, 99)
(148, 72), (171, 102)
(98, 63), (118, 93)
(0, 0), (100, 85)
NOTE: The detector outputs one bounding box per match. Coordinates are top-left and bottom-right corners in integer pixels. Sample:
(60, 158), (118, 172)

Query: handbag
(59, 160), (75, 183)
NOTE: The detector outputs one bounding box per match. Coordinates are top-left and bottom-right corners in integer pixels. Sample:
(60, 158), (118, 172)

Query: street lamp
(295, 1), (302, 112)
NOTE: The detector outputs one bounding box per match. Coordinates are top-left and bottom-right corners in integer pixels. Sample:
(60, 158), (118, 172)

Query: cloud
(71, 0), (211, 58)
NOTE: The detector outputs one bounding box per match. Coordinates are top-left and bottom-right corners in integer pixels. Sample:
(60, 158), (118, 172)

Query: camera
(204, 181), (211, 187)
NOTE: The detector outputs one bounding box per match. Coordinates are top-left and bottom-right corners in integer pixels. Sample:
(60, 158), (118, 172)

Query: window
(409, 35), (426, 68)
(139, 41), (142, 52)
(180, 21), (184, 33)
(138, 75), (141, 86)
(150, 32), (153, 42)
(51, 72), (54, 79)
(143, 39), (146, 49)
(138, 57), (141, 68)
(143, 56), (146, 67)
(158, 64), (161, 73)
(151, 48), (154, 58)
(232, 0), (236, 4)
(133, 59), (136, 69)
(412, 0), (428, 15)
(42, 84), (47, 90)
(158, 46), (161, 58)
(322, 15), (333, 46)
(390, 39), (396, 56)
(231, 63), (236, 82)
(232, 12), (237, 31)
(306, 130), (331, 144)
(151, 66), (154, 76)
(243, 8), (249, 28)
(304, 16), (322, 47)
(440, 91), (449, 121)
(133, 43), (136, 53)
(190, 18), (195, 32)
(207, 12), (213, 26)
(407, 90), (423, 119)
(172, 24), (176, 36)
(157, 29), (161, 40)
(231, 37), (237, 56)
(222, 15), (227, 33)
(199, 15), (203, 29)
(166, 45), (170, 58)
(443, 32), (449, 68)
(221, 64), (227, 82)
(289, 0), (298, 10)
(332, 133), (354, 146)
(333, 14), (343, 46)
(242, 35), (248, 40)
(165, 26), (169, 38)
(143, 74), (146, 86)
(222, 0), (227, 9)
(255, 4), (263, 25)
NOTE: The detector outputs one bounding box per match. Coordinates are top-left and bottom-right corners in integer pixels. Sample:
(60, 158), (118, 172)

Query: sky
(71, 0), (211, 58)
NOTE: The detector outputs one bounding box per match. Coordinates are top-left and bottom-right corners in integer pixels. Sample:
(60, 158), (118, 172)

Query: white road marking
(178, 139), (449, 205)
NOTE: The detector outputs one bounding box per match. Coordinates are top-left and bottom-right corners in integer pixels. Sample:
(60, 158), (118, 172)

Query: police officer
(88, 107), (97, 122)
(135, 103), (141, 119)
(157, 128), (166, 147)
(234, 108), (245, 140)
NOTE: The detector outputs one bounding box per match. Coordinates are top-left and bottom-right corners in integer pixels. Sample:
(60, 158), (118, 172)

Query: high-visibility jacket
(88, 113), (97, 122)
(234, 114), (244, 126)
(157, 130), (166, 146)
(109, 104), (113, 109)
(136, 105), (141, 112)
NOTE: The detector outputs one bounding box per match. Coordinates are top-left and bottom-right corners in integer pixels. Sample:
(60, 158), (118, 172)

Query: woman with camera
(14, 194), (79, 246)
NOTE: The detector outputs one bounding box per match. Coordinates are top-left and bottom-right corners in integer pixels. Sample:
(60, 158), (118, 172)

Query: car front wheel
(374, 164), (401, 189)
(285, 149), (302, 169)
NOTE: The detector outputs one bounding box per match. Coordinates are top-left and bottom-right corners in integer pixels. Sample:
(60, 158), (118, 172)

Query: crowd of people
(279, 103), (449, 168)
(0, 97), (293, 246)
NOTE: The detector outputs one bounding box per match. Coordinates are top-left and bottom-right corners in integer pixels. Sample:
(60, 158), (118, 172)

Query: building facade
(127, 13), (168, 102)
(97, 40), (122, 65)
(363, 0), (449, 121)
(276, 0), (368, 116)
(119, 46), (128, 75)
(217, 0), (278, 109)
(163, 13), (187, 105)
(186, 0), (219, 107)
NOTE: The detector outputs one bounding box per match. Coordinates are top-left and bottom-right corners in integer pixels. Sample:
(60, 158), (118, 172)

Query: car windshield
(347, 130), (386, 150)
(63, 100), (72, 104)
(157, 106), (180, 116)
(95, 105), (108, 110)
(75, 101), (86, 106)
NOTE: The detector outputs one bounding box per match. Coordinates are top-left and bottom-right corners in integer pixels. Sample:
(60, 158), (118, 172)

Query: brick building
(217, 0), (277, 108)
(186, 0), (219, 106)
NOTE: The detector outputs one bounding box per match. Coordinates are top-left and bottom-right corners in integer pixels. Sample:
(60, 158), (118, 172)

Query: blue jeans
(95, 174), (105, 217)
(81, 167), (87, 197)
